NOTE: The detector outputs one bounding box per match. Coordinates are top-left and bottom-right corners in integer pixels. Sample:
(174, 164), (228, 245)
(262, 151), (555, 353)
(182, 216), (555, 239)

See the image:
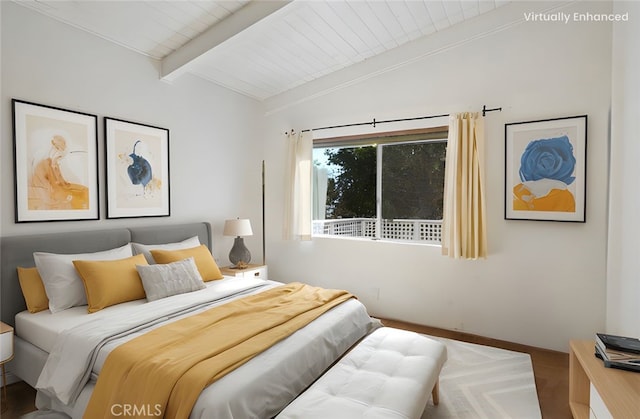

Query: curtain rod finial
(482, 105), (502, 117)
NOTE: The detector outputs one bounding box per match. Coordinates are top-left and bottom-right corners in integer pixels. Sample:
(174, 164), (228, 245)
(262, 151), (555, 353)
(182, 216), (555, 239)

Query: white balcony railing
(312, 218), (442, 244)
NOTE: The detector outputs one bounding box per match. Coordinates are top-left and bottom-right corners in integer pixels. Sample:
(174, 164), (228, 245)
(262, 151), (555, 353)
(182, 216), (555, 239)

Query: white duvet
(35, 278), (379, 418)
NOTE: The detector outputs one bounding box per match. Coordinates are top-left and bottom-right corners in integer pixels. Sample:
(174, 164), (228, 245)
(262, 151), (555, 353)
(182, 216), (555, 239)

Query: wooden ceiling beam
(160, 1), (291, 82)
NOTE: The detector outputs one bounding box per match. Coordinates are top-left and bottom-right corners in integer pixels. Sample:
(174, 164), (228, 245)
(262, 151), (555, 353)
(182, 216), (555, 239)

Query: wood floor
(2, 380), (35, 419)
(0, 319), (571, 419)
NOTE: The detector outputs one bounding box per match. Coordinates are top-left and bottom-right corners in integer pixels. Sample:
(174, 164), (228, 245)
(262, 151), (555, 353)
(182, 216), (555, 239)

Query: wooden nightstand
(220, 264), (268, 280)
(0, 321), (14, 409)
(569, 340), (640, 418)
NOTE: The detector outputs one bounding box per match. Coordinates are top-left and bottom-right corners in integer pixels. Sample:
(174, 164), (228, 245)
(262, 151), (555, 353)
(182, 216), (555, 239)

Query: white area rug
(422, 336), (542, 419)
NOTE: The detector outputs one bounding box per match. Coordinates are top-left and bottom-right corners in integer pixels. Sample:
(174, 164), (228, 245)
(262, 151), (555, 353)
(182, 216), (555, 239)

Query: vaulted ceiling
(14, 0), (511, 101)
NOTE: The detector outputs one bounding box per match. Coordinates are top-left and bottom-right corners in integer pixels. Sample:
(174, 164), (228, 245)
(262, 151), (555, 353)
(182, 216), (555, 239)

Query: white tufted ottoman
(276, 327), (447, 419)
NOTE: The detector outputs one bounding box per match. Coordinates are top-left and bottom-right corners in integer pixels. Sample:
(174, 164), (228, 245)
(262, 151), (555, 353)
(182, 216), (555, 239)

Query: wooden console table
(569, 339), (640, 418)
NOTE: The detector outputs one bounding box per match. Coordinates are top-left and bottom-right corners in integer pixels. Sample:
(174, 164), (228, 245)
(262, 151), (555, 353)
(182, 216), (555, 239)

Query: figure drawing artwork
(505, 115), (587, 222)
(12, 99), (99, 222)
(105, 118), (170, 218)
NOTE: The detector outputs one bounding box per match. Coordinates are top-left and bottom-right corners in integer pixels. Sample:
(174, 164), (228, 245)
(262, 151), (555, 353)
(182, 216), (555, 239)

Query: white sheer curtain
(441, 112), (488, 259)
(313, 165), (328, 220)
(283, 130), (313, 241)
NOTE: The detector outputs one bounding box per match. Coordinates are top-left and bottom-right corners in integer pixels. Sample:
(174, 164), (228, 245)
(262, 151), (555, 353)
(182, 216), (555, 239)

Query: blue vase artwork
(124, 139), (162, 199)
(127, 140), (153, 189)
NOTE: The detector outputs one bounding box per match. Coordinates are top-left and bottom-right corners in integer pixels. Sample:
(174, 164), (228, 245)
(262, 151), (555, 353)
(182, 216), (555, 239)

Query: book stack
(595, 333), (640, 373)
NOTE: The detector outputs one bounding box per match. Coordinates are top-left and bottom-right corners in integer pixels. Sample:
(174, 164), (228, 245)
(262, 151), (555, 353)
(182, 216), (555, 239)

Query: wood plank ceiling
(14, 0), (510, 100)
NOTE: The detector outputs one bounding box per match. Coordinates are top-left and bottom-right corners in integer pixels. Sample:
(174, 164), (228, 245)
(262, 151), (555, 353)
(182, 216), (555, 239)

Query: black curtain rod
(296, 105), (501, 134)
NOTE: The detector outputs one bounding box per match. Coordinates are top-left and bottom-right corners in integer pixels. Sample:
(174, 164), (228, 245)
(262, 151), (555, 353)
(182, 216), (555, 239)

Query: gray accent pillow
(136, 257), (206, 301)
(131, 236), (200, 264)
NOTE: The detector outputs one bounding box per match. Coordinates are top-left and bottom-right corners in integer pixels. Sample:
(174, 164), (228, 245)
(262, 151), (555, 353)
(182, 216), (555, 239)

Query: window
(313, 128), (447, 243)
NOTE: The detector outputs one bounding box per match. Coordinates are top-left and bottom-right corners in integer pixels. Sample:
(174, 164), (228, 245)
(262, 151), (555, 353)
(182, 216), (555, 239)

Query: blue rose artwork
(513, 135), (576, 212)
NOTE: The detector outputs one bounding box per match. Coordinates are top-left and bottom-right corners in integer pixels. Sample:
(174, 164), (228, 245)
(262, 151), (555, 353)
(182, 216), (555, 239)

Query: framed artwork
(12, 99), (99, 222)
(104, 117), (170, 219)
(505, 115), (587, 222)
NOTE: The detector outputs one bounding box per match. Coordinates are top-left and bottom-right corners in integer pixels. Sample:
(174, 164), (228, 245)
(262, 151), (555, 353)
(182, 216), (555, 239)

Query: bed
(0, 222), (380, 418)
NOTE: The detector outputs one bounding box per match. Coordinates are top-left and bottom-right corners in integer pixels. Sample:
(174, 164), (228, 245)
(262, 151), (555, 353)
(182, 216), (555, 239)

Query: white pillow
(136, 257), (206, 301)
(34, 244), (133, 313)
(131, 236), (201, 264)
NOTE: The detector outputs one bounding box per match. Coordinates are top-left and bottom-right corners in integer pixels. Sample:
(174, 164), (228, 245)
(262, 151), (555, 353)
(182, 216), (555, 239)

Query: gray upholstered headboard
(0, 222), (211, 327)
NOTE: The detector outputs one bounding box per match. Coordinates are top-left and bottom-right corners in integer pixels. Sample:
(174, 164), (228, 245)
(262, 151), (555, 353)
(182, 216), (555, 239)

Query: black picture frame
(104, 117), (170, 219)
(505, 115), (587, 222)
(12, 99), (99, 222)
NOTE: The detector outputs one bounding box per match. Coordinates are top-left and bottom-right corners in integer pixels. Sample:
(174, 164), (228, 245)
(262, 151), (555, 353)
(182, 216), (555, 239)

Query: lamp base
(229, 237), (251, 268)
(230, 261), (250, 269)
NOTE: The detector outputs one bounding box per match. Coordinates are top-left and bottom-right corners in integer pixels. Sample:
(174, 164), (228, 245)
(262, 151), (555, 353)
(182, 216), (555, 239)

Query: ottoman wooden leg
(432, 379), (440, 405)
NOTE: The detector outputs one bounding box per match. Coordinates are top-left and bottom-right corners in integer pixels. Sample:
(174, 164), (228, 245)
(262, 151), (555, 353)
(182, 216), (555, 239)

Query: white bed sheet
(15, 301), (143, 353)
(15, 276), (238, 353)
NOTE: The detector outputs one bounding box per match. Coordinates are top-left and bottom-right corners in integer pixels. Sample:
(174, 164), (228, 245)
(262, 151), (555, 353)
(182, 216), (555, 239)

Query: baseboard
(378, 317), (569, 356)
(1, 369), (21, 386)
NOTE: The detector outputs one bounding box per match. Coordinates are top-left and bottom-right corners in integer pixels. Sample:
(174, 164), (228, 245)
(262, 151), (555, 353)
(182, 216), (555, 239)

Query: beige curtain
(441, 112), (487, 259)
(283, 130), (313, 241)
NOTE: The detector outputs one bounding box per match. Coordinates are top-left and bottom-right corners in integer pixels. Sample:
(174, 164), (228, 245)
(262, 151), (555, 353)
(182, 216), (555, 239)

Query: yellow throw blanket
(84, 282), (354, 419)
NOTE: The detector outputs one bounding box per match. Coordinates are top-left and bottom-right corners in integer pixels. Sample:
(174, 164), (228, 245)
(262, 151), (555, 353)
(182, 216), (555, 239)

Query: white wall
(262, 1), (613, 352)
(2, 1), (629, 353)
(607, 1), (640, 338)
(0, 2), (266, 264)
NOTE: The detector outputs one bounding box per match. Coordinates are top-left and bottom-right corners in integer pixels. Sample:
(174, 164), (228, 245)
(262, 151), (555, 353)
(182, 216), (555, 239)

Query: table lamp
(223, 218), (253, 268)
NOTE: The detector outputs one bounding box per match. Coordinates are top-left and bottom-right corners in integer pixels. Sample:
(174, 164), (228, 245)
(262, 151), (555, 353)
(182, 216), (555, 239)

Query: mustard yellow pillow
(17, 267), (49, 313)
(73, 254), (148, 313)
(150, 245), (223, 281)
